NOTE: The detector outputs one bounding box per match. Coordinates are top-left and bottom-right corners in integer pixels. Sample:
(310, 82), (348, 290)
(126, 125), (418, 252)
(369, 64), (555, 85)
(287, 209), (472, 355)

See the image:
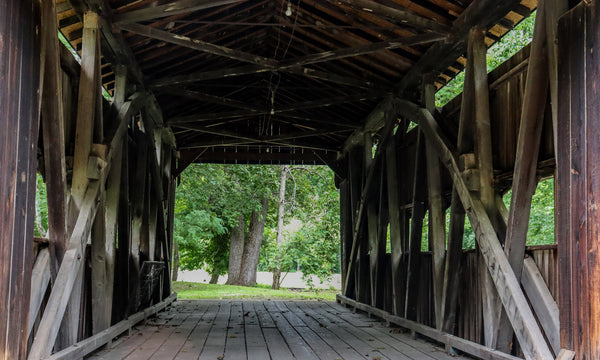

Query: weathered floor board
(87, 300), (469, 360)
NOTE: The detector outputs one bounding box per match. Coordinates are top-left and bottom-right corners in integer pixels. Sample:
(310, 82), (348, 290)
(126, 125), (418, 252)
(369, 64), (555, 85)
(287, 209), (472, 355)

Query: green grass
(172, 281), (337, 301)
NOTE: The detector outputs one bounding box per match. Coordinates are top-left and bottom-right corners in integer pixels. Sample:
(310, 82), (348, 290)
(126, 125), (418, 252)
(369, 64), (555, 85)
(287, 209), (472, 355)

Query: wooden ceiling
(56, 0), (536, 165)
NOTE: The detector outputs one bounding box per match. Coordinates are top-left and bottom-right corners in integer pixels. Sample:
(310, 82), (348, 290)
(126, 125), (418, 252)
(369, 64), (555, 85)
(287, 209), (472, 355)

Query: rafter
(159, 86), (259, 111)
(119, 23), (279, 67)
(329, 0), (450, 34)
(120, 22), (445, 72)
(112, 0), (245, 24)
(168, 92), (383, 123)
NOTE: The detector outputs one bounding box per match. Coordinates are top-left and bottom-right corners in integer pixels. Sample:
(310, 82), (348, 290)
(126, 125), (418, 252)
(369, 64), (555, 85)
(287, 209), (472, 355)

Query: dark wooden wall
(556, 1), (600, 357)
(0, 1), (41, 359)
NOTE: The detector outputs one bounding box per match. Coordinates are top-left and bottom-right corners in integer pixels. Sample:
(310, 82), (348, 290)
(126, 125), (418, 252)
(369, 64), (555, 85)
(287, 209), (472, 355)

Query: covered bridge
(0, 0), (598, 359)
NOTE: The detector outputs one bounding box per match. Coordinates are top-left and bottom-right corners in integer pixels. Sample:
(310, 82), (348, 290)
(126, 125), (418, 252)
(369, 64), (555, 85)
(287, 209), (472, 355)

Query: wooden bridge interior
(0, 0), (599, 359)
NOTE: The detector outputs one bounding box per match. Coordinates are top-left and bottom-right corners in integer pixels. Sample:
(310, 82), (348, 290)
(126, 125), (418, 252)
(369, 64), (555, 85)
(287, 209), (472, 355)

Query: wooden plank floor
(88, 300), (469, 360)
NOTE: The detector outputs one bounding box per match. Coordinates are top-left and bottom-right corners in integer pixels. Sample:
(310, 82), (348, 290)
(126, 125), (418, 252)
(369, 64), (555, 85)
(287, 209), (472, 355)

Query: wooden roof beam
(328, 0), (450, 34)
(120, 22), (445, 73)
(150, 64), (269, 87)
(118, 22), (278, 67)
(159, 86), (259, 111)
(168, 92), (383, 123)
(112, 0), (245, 24)
(178, 134), (340, 153)
(341, 0), (524, 153)
(151, 65), (378, 89)
(278, 32), (445, 68)
(395, 0), (523, 96)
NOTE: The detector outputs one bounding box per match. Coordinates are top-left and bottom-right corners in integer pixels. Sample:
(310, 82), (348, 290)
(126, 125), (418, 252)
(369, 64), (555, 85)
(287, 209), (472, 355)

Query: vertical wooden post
(344, 148), (362, 298)
(0, 1), (41, 358)
(557, 2), (600, 357)
(340, 178), (351, 294)
(386, 132), (407, 316)
(470, 26), (506, 350)
(71, 11), (101, 208)
(41, 0), (68, 278)
(365, 134), (380, 307)
(498, 1), (549, 351)
(116, 136), (132, 319)
(423, 76), (446, 329)
(405, 131), (427, 320)
(130, 131), (149, 313)
(373, 161), (388, 309)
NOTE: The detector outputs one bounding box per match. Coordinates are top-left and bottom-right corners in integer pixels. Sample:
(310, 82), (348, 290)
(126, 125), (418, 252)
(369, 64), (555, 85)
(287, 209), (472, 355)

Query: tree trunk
(237, 198), (269, 286)
(209, 272), (219, 284)
(172, 240), (179, 282)
(272, 271), (282, 290)
(226, 214), (245, 284)
(272, 166), (287, 290)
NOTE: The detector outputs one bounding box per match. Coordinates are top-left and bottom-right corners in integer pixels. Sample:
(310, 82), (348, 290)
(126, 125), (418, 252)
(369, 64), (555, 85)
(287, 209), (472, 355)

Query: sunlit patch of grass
(172, 281), (337, 301)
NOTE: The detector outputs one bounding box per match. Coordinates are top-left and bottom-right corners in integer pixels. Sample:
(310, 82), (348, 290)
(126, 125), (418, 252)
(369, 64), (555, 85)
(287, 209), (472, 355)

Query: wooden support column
(365, 134), (380, 307)
(469, 26), (506, 350)
(405, 130), (427, 321)
(91, 147), (122, 334)
(164, 167), (177, 297)
(115, 136), (132, 320)
(0, 4), (41, 357)
(557, 2), (600, 357)
(343, 148), (362, 298)
(373, 159), (388, 309)
(357, 137), (372, 304)
(386, 131), (407, 316)
(61, 11), (102, 348)
(423, 77), (446, 329)
(340, 178), (351, 294)
(71, 11), (101, 208)
(41, 0), (68, 278)
(129, 131), (149, 313)
(498, 1), (550, 352)
(545, 0), (569, 152)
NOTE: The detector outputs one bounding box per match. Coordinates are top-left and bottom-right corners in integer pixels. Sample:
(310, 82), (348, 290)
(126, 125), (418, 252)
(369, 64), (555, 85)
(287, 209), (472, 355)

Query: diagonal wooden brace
(397, 99), (554, 360)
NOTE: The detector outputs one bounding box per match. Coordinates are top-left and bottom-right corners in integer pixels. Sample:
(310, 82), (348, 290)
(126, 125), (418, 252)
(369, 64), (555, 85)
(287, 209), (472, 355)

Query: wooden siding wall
(0, 1), (42, 359)
(556, 1), (600, 357)
(373, 247), (558, 348)
(442, 44), (556, 190)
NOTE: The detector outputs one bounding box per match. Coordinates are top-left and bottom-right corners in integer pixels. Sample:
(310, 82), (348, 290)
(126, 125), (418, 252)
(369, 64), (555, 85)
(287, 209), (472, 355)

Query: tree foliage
(173, 163), (341, 287)
(259, 166), (340, 288)
(436, 12), (536, 107)
(174, 164), (279, 277)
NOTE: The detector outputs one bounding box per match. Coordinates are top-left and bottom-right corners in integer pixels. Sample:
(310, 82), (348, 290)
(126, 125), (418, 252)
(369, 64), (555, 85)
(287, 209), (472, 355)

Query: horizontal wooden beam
(150, 64), (270, 87)
(150, 65), (377, 89)
(187, 149), (329, 164)
(112, 0), (244, 24)
(336, 295), (522, 360)
(283, 67), (378, 89)
(45, 294), (177, 360)
(160, 86), (259, 111)
(330, 0), (450, 33)
(168, 92), (382, 123)
(121, 22), (444, 71)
